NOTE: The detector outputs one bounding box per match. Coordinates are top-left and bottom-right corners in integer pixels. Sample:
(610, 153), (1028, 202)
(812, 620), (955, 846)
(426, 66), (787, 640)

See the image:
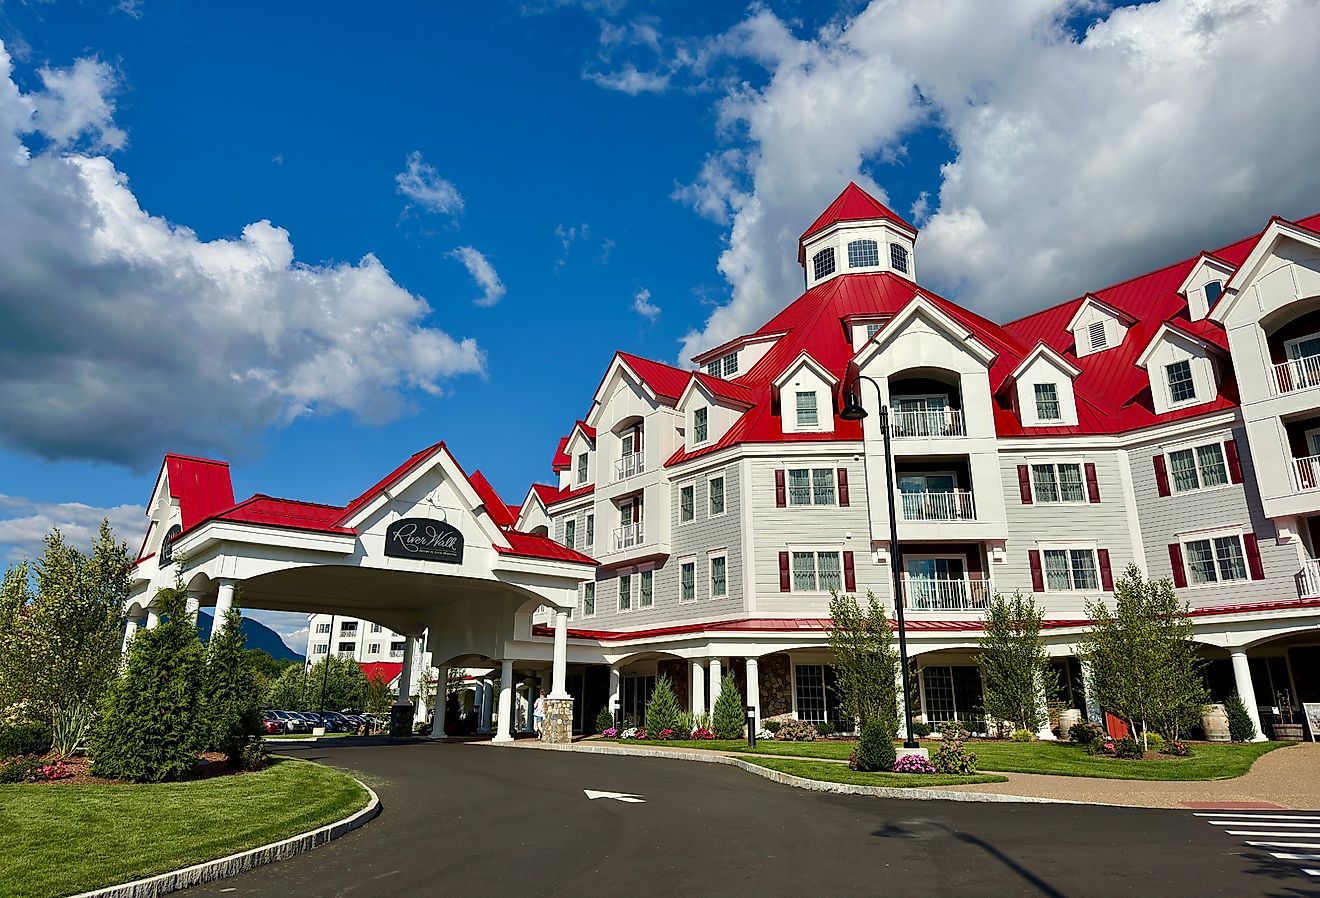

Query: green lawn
(0, 757), (370, 898)
(599, 738), (1286, 781)
(745, 757), (1006, 789)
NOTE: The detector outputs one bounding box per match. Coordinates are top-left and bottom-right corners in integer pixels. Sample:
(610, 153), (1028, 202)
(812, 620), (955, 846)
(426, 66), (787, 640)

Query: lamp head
(839, 389), (868, 421)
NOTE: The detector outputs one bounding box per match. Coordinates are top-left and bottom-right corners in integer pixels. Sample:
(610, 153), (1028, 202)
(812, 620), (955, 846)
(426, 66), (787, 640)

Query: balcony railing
(613, 452), (646, 482)
(1272, 353), (1320, 395)
(902, 575), (994, 611)
(1298, 559), (1320, 599)
(1295, 454), (1320, 492)
(891, 408), (966, 438)
(613, 522), (644, 551)
(900, 489), (976, 522)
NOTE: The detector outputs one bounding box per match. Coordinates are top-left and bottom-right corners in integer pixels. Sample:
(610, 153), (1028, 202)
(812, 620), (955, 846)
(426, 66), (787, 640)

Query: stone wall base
(541, 697), (574, 744)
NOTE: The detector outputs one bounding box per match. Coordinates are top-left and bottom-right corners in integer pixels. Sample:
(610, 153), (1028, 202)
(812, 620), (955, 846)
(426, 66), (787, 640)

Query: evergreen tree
(1224, 692), (1258, 742)
(91, 587), (205, 782)
(644, 675), (683, 734)
(712, 676), (745, 739)
(198, 606), (261, 762)
(827, 590), (899, 735)
(0, 561), (35, 714)
(853, 720), (896, 772)
(978, 591), (1053, 733)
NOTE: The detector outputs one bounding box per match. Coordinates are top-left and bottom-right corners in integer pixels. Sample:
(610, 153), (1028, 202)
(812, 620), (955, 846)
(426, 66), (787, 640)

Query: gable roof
(799, 182), (916, 251)
(616, 352), (691, 401)
(469, 470), (516, 529)
(162, 454), (235, 531)
(335, 441), (448, 525)
(550, 436), (571, 472)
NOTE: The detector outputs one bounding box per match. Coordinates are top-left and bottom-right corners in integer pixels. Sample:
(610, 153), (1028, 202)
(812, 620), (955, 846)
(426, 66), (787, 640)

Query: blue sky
(2, 0), (1319, 648)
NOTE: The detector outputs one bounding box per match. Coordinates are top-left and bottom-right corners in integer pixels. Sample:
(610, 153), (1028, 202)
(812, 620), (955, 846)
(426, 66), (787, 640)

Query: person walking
(533, 692), (546, 736)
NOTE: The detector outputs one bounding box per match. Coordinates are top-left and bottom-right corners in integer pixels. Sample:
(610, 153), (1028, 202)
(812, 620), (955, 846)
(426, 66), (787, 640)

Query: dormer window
(847, 239), (879, 268)
(707, 351), (738, 377)
(1088, 321), (1107, 351)
(693, 407), (709, 444)
(576, 453), (588, 484)
(812, 247), (836, 280)
(1034, 383), (1062, 421)
(889, 244), (909, 274)
(795, 391), (819, 427)
(1166, 360), (1196, 404)
(865, 322), (882, 340)
(1204, 281), (1223, 307)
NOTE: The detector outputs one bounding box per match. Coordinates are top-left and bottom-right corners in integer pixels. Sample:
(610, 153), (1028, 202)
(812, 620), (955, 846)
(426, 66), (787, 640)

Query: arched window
(812, 247), (836, 280)
(889, 244), (910, 274)
(847, 239), (880, 268)
(1204, 280), (1223, 307)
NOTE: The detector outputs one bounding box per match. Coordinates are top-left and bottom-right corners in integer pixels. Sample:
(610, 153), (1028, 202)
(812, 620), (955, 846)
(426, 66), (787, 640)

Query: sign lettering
(159, 524), (182, 566)
(385, 517), (464, 564)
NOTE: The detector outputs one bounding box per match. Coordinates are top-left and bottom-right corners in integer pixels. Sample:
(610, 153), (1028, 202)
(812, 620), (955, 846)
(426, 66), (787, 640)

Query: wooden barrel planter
(1202, 703), (1231, 742)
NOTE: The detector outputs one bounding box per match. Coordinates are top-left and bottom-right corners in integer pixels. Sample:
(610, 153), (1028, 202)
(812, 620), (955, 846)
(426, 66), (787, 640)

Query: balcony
(1272, 353), (1320, 396)
(613, 522), (644, 551)
(613, 452), (646, 482)
(1298, 559), (1320, 598)
(901, 489), (976, 522)
(902, 574), (994, 611)
(1296, 454), (1320, 491)
(891, 408), (965, 438)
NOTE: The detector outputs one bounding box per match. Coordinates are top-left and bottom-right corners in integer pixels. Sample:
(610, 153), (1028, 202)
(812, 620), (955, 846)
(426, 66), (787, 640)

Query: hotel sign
(385, 518), (464, 564)
(159, 524), (182, 566)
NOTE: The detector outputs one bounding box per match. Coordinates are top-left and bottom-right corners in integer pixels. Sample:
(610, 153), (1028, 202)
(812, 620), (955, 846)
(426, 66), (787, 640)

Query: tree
(305, 655), (369, 712)
(1224, 692), (1258, 742)
(365, 671), (394, 716)
(853, 720), (896, 772)
(712, 676), (745, 739)
(91, 587), (205, 782)
(0, 560), (35, 716)
(978, 591), (1052, 733)
(265, 664), (310, 709)
(197, 607), (262, 762)
(644, 675), (683, 734)
(1079, 564), (1208, 746)
(827, 590), (899, 735)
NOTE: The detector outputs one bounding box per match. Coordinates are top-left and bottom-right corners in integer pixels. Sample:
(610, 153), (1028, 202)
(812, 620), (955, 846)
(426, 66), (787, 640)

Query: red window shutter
(1168, 543), (1187, 588)
(1097, 548), (1113, 591)
(1017, 465), (1033, 504)
(837, 468), (850, 507)
(1225, 439), (1244, 484)
(842, 551), (856, 591)
(1028, 550), (1044, 592)
(1154, 455), (1171, 497)
(778, 552), (791, 592)
(775, 470), (786, 507)
(1243, 533), (1265, 580)
(1085, 463), (1101, 503)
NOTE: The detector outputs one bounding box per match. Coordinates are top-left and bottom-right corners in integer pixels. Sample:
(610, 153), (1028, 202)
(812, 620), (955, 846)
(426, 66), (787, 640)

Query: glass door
(904, 557), (966, 609)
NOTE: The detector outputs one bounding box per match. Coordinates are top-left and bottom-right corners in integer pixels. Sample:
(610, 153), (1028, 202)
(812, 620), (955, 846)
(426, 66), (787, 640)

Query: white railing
(613, 452), (646, 482)
(1273, 353), (1320, 395)
(1298, 559), (1320, 599)
(1296, 454), (1320, 492)
(901, 489), (976, 522)
(613, 522), (644, 551)
(903, 575), (995, 611)
(891, 408), (966, 438)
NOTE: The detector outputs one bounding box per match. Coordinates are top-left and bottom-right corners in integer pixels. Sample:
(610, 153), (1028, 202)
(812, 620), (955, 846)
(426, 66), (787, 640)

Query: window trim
(786, 546), (845, 594)
(812, 246), (836, 280)
(708, 549), (729, 599)
(1028, 461), (1087, 504)
(692, 406), (709, 446)
(846, 238), (880, 269)
(786, 467), (838, 507)
(1178, 528), (1249, 588)
(1038, 544), (1101, 593)
(678, 481), (696, 525)
(1162, 439), (1232, 495)
(678, 556), (697, 604)
(580, 581), (596, 618)
(794, 390), (820, 428)
(707, 471), (727, 519)
(1165, 359), (1197, 405)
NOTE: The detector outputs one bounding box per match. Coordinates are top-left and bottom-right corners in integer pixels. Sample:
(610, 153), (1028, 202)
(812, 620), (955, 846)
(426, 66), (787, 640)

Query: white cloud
(395, 150), (464, 216)
(449, 246), (506, 307)
(242, 610), (309, 647)
(584, 64), (671, 95)
(0, 43), (485, 467)
(115, 0), (145, 19)
(0, 494), (144, 563)
(631, 287), (661, 320)
(670, 0), (1320, 361)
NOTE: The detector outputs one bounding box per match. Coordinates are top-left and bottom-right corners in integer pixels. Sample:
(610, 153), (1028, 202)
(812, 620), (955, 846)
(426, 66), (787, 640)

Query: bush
(238, 739), (268, 772)
(0, 721), (52, 759)
(932, 724), (978, 775)
(594, 706), (614, 734)
(893, 753), (936, 774)
(690, 726), (715, 740)
(1225, 693), (1257, 743)
(939, 721), (971, 742)
(712, 676), (745, 740)
(600, 727), (619, 738)
(634, 728), (649, 741)
(763, 720), (782, 734)
(814, 721), (836, 737)
(644, 676), (684, 737)
(1069, 720), (1102, 744)
(1084, 738), (1116, 756)
(1143, 732), (1165, 752)
(775, 719), (817, 741)
(852, 721), (896, 772)
(1010, 729), (1035, 742)
(912, 721), (933, 738)
(197, 607), (262, 765)
(1161, 739), (1192, 757)
(0, 757), (42, 784)
(1113, 737), (1143, 759)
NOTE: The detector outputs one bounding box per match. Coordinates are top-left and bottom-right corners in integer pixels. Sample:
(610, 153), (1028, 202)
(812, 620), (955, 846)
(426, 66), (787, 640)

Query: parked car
(274, 710), (308, 733)
(261, 710), (286, 735)
(321, 711), (354, 733)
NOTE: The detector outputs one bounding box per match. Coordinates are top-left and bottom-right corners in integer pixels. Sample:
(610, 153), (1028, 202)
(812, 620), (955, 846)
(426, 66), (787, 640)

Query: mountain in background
(197, 610), (303, 661)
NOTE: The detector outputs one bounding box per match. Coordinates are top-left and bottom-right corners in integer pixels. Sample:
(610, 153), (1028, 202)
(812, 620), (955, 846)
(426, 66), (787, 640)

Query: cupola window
(889, 244), (909, 274)
(847, 239), (879, 269)
(812, 247), (836, 280)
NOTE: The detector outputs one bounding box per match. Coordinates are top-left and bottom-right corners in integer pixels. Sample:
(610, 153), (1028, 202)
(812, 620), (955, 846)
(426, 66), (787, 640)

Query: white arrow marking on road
(584, 789), (645, 803)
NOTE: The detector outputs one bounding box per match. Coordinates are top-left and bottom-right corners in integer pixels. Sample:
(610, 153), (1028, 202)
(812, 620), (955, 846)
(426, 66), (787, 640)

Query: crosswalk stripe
(1245, 841), (1320, 850)
(1195, 813), (1320, 820)
(1227, 830), (1320, 837)
(1270, 853), (1320, 861)
(1305, 869), (1320, 877)
(1209, 821), (1320, 827)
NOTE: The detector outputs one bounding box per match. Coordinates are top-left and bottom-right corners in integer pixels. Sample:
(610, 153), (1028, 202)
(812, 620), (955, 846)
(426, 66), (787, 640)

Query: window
(316, 622), (331, 634)
(787, 468), (836, 506)
(680, 561), (696, 603)
(693, 407), (709, 444)
(370, 623), (382, 633)
(847, 239), (879, 268)
(581, 582), (596, 617)
(812, 247), (836, 280)
(795, 391), (819, 427)
(679, 484), (695, 523)
(1204, 281), (1223, 307)
(337, 641), (355, 653)
(1034, 383), (1062, 421)
(1166, 360), (1196, 404)
(368, 643), (381, 654)
(1042, 548), (1099, 591)
(720, 352), (738, 376)
(889, 243), (909, 274)
(340, 621), (357, 635)
(576, 452), (589, 484)
(794, 664), (828, 723)
(1088, 320), (1107, 351)
(865, 322), (882, 340)
(314, 643), (328, 655)
(1030, 463), (1085, 503)
(1184, 535), (1248, 585)
(790, 550), (842, 592)
(585, 514), (594, 549)
(564, 519), (576, 549)
(618, 574), (633, 612)
(706, 360), (719, 376)
(709, 554), (728, 597)
(390, 640), (405, 655)
(640, 570), (654, 609)
(709, 475), (726, 516)
(1167, 443), (1228, 493)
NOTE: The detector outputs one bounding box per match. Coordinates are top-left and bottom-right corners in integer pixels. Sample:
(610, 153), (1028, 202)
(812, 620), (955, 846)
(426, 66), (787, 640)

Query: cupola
(797, 182), (918, 288)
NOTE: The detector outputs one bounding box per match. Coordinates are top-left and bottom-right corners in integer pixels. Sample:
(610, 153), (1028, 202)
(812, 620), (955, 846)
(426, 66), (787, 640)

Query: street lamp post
(840, 375), (920, 749)
(319, 613), (335, 714)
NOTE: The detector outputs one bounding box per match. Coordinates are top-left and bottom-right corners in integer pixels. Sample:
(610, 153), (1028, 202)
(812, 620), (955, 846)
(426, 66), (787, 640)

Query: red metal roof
(163, 454), (235, 531)
(359, 661), (403, 686)
(495, 530), (596, 565)
(617, 352), (692, 401)
(336, 441), (447, 524)
(542, 483), (595, 507)
(551, 436), (571, 472)
(798, 182), (916, 262)
(691, 371), (757, 406)
(469, 470), (516, 529)
(217, 495), (355, 535)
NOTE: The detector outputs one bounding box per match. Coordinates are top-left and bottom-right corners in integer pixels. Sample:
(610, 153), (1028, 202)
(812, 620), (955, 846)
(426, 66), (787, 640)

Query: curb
(497, 741), (1079, 805)
(70, 777), (381, 898)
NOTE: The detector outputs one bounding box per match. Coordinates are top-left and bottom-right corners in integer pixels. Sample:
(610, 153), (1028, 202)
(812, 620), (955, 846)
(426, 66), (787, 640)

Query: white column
(481, 678), (495, 733)
(208, 579), (237, 643)
(1035, 670), (1057, 740)
(121, 617), (139, 655)
(608, 664), (622, 722)
(430, 666), (448, 739)
(745, 656), (760, 733)
(144, 608), (160, 630)
(523, 678), (538, 734)
(493, 660), (515, 743)
(1078, 659), (1102, 724)
(396, 636), (416, 706)
(690, 658), (706, 718)
(708, 657), (722, 713)
(186, 590), (203, 620)
(1230, 649), (1268, 742)
(551, 610), (570, 698)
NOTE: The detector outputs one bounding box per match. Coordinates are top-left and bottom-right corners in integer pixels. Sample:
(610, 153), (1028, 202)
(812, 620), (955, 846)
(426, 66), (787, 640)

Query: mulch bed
(18, 751), (236, 786)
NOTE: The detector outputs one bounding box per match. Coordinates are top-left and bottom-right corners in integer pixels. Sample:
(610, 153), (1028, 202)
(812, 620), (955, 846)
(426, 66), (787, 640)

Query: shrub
(594, 706), (615, 733)
(1143, 732), (1165, 753)
(690, 727), (715, 740)
(644, 676), (684, 737)
(939, 721), (971, 742)
(1113, 737), (1143, 759)
(932, 724), (978, 775)
(712, 676), (745, 740)
(814, 721), (836, 737)
(1069, 720), (1102, 744)
(775, 719), (817, 741)
(0, 757), (42, 784)
(1084, 738), (1116, 756)
(912, 721), (933, 738)
(763, 719), (782, 734)
(893, 753), (937, 774)
(37, 759), (71, 780)
(634, 728), (649, 741)
(677, 711), (694, 738)
(238, 740), (268, 772)
(658, 728), (676, 740)
(52, 701), (92, 757)
(197, 607), (262, 765)
(852, 720), (896, 772)
(1010, 729), (1035, 742)
(1162, 739), (1192, 757)
(0, 721), (52, 759)
(1225, 692), (1257, 743)
(600, 727), (619, 739)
